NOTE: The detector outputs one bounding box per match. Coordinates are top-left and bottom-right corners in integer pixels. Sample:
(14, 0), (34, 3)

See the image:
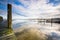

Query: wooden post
(51, 19), (52, 27)
(7, 4), (12, 29)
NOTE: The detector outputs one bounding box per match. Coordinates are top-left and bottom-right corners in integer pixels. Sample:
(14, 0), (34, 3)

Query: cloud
(0, 9), (7, 19)
(0, 0), (57, 19)
(0, 0), (8, 19)
(12, 0), (60, 19)
(0, 0), (60, 19)
(12, 13), (26, 19)
(48, 0), (60, 6)
(0, 0), (7, 6)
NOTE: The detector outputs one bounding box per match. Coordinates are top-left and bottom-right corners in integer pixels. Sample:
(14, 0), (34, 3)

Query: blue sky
(0, 0), (60, 19)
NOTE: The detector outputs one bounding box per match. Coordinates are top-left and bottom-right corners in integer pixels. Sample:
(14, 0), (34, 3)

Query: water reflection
(12, 19), (60, 40)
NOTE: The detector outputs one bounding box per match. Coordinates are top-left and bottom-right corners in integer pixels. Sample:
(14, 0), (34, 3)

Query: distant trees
(0, 16), (3, 23)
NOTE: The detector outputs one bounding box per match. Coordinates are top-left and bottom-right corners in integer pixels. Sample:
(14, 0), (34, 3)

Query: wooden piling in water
(7, 4), (12, 29)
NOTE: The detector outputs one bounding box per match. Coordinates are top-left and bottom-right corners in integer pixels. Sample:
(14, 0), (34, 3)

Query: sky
(0, 0), (60, 19)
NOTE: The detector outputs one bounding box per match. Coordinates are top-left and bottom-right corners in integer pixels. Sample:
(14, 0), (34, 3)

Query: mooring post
(51, 19), (52, 27)
(7, 4), (17, 40)
(7, 4), (12, 29)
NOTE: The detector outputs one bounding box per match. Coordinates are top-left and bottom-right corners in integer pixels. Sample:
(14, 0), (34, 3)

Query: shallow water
(12, 19), (60, 40)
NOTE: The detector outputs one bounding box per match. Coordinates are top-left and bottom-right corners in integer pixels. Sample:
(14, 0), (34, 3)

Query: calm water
(12, 19), (60, 40)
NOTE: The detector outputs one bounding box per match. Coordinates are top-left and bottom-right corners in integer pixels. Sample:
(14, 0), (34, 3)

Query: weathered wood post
(7, 4), (12, 29)
(7, 4), (17, 40)
(51, 19), (52, 27)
